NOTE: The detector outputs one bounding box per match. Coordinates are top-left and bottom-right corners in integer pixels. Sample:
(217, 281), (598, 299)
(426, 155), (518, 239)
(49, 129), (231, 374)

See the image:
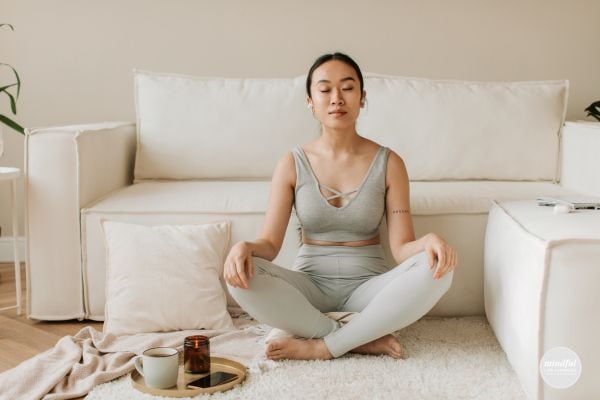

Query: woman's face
(308, 60), (365, 131)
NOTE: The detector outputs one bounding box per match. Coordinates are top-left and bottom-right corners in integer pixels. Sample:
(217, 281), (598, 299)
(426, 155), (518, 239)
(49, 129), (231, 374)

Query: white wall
(1, 0), (599, 237)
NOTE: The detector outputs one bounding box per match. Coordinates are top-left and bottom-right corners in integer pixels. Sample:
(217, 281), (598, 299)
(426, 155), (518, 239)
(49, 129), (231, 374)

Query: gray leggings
(227, 244), (453, 358)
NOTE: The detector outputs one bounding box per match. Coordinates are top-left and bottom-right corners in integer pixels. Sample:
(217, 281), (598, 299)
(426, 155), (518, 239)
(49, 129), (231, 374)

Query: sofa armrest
(559, 121), (600, 196)
(24, 121), (136, 320)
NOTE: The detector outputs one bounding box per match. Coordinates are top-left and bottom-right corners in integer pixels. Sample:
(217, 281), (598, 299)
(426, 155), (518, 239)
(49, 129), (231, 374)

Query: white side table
(0, 167), (22, 315)
(485, 200), (600, 399)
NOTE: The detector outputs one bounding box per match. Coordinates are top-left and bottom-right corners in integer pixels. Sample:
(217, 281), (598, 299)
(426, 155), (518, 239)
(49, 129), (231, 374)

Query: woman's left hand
(423, 233), (457, 280)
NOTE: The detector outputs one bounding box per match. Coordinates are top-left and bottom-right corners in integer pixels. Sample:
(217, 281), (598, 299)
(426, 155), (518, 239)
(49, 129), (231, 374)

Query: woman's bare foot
(350, 334), (404, 359)
(265, 337), (333, 360)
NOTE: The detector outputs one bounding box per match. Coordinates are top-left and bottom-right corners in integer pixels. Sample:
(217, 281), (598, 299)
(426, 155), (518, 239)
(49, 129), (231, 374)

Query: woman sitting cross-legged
(224, 52), (457, 361)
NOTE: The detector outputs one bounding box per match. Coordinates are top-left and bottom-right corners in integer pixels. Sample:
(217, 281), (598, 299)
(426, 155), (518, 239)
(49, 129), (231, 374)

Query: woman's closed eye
(318, 86), (354, 93)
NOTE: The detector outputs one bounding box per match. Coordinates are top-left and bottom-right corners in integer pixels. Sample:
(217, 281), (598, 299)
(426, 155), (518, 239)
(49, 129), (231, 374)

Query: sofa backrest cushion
(134, 70), (568, 181)
(358, 74), (568, 181)
(134, 70), (319, 181)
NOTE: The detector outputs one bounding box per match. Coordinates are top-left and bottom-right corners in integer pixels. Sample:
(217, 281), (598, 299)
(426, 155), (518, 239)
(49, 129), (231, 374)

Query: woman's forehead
(312, 60), (358, 83)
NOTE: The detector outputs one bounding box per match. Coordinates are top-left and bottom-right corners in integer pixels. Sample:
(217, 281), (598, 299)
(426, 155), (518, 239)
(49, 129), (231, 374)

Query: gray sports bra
(291, 145), (389, 242)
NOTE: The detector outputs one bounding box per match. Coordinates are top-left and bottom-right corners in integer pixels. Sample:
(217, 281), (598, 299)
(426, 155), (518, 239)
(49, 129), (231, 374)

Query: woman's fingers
(225, 259), (243, 289)
(223, 243), (254, 289)
(451, 249), (457, 271)
(433, 246), (459, 280)
(426, 248), (436, 269)
(224, 262), (236, 287)
(247, 257), (254, 279)
(433, 247), (446, 279)
(444, 246), (452, 270)
(424, 233), (458, 280)
(223, 261), (233, 285)
(235, 258), (249, 289)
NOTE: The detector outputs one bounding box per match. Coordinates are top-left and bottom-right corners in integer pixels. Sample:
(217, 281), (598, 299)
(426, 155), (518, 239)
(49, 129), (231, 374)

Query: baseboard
(0, 237), (26, 262)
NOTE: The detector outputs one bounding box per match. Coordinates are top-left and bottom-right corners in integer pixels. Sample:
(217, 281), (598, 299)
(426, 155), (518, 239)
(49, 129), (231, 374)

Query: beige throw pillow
(101, 220), (234, 336)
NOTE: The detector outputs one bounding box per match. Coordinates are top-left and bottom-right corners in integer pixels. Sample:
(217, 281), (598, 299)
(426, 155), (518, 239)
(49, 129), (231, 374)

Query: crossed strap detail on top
(318, 183), (359, 201)
(292, 145), (388, 241)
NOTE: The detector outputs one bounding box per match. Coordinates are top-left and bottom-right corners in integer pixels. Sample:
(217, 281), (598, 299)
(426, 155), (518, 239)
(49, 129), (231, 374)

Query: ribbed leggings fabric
(227, 244), (453, 358)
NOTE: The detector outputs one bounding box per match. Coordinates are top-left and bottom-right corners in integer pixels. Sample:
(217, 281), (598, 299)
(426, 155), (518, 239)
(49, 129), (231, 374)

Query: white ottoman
(484, 200), (600, 400)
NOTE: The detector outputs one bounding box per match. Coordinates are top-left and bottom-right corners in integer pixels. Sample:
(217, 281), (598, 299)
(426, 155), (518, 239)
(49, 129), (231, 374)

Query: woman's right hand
(223, 241), (255, 289)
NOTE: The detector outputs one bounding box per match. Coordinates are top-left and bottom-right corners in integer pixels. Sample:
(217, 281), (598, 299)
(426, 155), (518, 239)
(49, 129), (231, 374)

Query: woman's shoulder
(363, 138), (405, 175)
(294, 142), (314, 156)
(271, 150), (297, 185)
(361, 138), (389, 154)
(385, 147), (408, 183)
(277, 150), (297, 170)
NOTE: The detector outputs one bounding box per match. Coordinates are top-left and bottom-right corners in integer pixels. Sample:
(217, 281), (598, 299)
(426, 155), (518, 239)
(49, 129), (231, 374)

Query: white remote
(553, 204), (573, 214)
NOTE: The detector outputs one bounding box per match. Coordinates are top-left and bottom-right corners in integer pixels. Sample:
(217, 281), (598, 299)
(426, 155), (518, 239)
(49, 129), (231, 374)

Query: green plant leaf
(0, 63), (21, 98)
(0, 83), (18, 92)
(584, 101), (600, 121)
(2, 89), (17, 114)
(1, 24), (22, 132)
(0, 114), (25, 134)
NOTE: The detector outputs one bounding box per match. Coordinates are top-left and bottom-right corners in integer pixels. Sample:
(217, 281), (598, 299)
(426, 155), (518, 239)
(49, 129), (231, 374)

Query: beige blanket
(0, 308), (275, 400)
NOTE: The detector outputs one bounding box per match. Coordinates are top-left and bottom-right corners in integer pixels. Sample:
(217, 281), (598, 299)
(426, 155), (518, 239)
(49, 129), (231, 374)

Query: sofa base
(79, 180), (575, 321)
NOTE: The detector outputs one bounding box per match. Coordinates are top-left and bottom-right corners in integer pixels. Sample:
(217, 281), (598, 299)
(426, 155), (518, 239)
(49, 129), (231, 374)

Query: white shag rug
(87, 316), (527, 400)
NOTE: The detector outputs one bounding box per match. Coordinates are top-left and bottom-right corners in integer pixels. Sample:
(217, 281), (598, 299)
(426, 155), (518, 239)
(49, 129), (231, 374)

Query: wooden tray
(130, 356), (247, 397)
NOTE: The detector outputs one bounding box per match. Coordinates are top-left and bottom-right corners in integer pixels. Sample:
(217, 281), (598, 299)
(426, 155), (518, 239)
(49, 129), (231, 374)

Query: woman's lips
(329, 111), (347, 117)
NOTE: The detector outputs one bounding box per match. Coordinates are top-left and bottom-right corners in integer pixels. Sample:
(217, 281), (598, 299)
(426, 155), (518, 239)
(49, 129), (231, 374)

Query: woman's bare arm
(384, 150), (426, 264)
(385, 150), (458, 277)
(244, 152), (296, 261)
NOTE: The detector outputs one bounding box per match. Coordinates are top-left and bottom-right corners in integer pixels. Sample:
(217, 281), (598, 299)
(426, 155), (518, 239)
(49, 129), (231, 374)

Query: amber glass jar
(184, 335), (210, 373)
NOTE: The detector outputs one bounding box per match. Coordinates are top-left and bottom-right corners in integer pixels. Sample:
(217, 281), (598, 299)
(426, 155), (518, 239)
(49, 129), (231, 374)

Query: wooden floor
(0, 262), (102, 397)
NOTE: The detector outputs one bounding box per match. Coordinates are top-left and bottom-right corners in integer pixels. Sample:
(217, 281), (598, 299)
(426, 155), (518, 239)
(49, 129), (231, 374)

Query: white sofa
(25, 71), (593, 326)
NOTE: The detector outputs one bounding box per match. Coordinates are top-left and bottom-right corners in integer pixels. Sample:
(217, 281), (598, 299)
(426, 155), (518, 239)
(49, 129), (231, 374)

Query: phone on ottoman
(187, 371), (239, 389)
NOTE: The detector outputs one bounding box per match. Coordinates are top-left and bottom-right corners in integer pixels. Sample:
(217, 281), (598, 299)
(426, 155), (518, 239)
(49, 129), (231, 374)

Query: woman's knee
(412, 251), (454, 293)
(251, 256), (276, 275)
(226, 257), (276, 300)
(226, 281), (249, 301)
(226, 275), (264, 307)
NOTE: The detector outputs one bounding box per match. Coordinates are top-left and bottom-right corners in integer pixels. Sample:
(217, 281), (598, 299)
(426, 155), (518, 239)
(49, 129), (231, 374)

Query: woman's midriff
(302, 234), (380, 247)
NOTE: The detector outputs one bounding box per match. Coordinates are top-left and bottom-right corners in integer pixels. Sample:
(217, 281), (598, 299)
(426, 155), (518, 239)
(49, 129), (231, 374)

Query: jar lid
(184, 335), (209, 345)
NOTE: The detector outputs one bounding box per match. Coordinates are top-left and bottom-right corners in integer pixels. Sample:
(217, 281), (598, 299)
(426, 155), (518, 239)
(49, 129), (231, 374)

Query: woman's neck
(318, 126), (363, 155)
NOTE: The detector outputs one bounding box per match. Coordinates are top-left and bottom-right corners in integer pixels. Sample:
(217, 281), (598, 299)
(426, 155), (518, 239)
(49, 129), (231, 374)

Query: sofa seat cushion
(88, 180), (273, 213)
(81, 180), (577, 320)
(88, 180), (576, 215)
(409, 180), (575, 215)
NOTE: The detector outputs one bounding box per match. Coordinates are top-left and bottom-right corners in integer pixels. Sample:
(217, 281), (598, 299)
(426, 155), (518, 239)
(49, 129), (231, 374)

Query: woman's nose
(331, 90), (344, 105)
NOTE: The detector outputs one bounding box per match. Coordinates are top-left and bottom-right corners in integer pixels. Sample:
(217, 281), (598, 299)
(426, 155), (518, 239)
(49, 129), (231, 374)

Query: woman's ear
(360, 90), (367, 107)
(306, 98), (314, 112)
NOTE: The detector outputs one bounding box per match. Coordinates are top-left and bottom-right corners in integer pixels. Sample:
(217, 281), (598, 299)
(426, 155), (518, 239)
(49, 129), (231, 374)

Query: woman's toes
(266, 350), (281, 360)
(393, 345), (403, 358)
(387, 336), (403, 357)
(264, 337), (332, 360)
(266, 340), (281, 352)
(265, 339), (288, 359)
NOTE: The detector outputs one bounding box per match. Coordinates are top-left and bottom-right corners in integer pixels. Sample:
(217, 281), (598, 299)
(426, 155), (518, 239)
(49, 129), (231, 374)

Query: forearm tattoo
(391, 209), (409, 214)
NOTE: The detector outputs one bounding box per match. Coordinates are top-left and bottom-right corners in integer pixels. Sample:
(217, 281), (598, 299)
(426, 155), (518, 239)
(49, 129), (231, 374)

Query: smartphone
(187, 371), (239, 389)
